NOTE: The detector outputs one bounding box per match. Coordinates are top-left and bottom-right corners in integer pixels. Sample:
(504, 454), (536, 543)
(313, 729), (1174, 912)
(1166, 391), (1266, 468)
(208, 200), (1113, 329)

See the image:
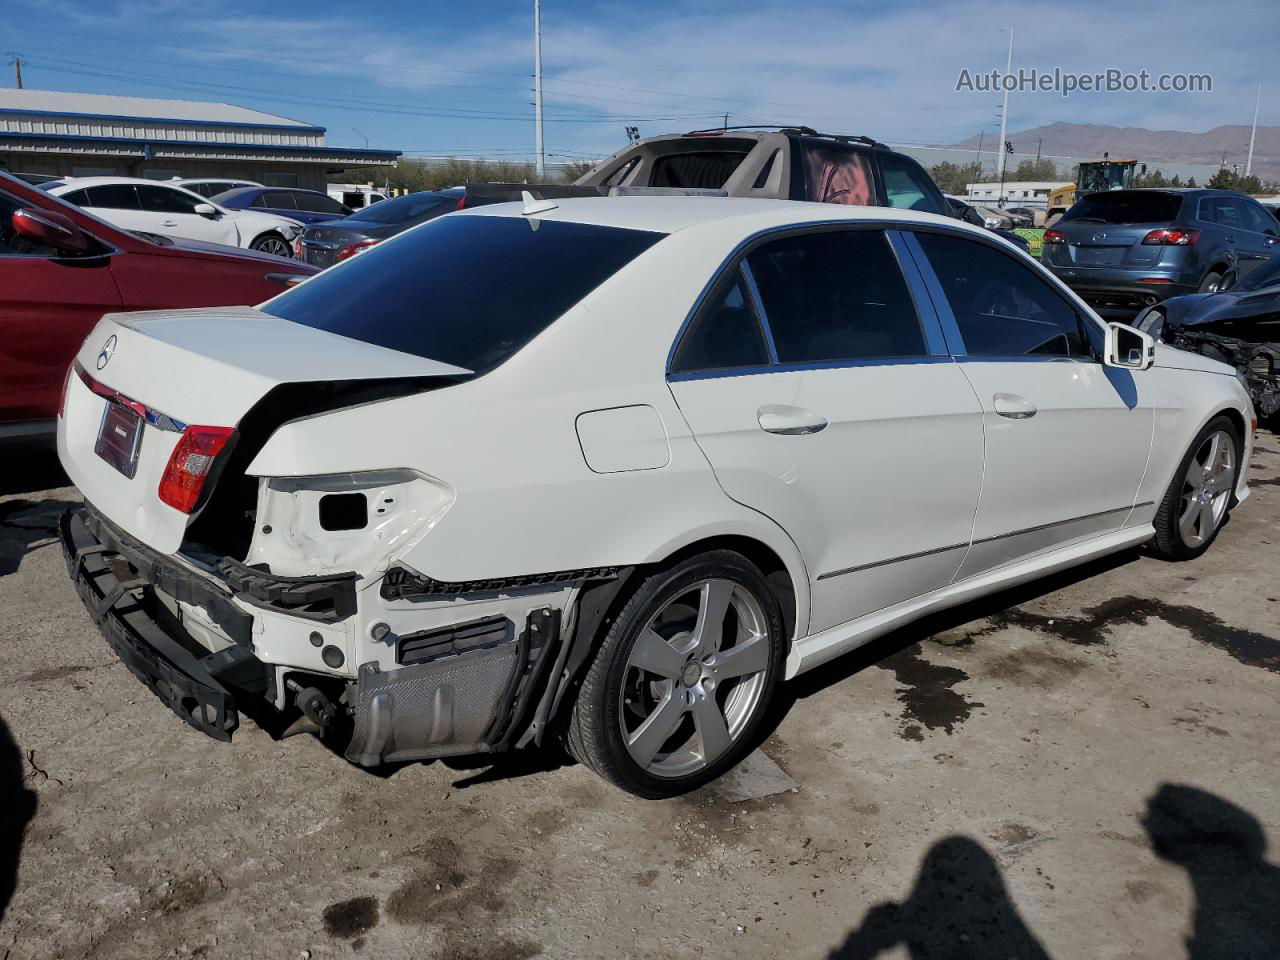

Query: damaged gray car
(1136, 254), (1280, 423)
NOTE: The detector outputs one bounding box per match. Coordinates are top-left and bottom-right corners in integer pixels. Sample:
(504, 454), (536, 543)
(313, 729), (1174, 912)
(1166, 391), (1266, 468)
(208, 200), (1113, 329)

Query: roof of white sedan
(47, 176), (205, 192)
(463, 195), (985, 238)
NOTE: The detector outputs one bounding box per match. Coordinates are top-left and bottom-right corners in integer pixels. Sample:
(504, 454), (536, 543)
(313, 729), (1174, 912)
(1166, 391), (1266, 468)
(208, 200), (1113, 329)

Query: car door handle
(161, 220), (178, 227)
(993, 392), (1037, 420)
(758, 404), (828, 436)
(1224, 235), (1235, 243)
(1266, 237), (1278, 246)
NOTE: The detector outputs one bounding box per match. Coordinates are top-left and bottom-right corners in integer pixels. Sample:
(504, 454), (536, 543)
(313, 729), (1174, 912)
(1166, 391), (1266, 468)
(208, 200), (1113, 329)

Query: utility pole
(976, 130), (985, 177)
(533, 0), (545, 179)
(1245, 82), (1260, 178)
(723, 113), (729, 130)
(1036, 137), (1042, 162)
(995, 28), (1013, 205)
(8, 54), (22, 89)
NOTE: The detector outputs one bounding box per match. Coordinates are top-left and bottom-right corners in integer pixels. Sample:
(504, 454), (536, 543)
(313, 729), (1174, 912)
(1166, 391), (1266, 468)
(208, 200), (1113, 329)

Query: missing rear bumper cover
(380, 564), (620, 600)
(216, 556), (358, 622)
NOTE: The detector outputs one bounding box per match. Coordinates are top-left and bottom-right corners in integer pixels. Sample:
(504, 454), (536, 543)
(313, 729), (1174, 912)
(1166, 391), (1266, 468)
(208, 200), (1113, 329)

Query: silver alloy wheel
(253, 235), (292, 257)
(618, 578), (770, 778)
(1178, 429), (1236, 547)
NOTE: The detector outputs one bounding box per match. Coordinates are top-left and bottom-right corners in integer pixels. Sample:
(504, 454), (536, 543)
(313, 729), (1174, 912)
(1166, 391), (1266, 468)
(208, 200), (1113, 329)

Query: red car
(0, 172), (316, 437)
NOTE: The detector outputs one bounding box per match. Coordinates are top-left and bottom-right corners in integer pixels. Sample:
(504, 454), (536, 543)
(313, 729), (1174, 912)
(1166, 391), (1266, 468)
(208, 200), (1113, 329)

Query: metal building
(0, 89), (400, 190)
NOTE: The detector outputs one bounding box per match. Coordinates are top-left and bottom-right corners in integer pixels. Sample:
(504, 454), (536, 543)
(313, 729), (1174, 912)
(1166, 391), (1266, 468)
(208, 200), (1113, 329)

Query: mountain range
(942, 121), (1279, 184)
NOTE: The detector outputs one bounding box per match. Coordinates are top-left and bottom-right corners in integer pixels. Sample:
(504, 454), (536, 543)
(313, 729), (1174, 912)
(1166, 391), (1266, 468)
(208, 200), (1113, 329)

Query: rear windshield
(263, 214), (664, 374)
(1060, 192), (1183, 225)
(348, 192), (451, 224)
(650, 149), (751, 189)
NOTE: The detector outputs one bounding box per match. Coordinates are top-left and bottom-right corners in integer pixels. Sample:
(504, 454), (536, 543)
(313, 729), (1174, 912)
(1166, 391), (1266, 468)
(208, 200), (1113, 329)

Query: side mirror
(194, 203), (219, 219)
(1104, 322), (1155, 370)
(12, 207), (93, 254)
(1218, 268), (1238, 292)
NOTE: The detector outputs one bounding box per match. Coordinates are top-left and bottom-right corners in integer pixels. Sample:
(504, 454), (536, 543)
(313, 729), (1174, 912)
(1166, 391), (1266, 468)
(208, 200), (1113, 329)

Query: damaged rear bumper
(59, 506), (269, 741)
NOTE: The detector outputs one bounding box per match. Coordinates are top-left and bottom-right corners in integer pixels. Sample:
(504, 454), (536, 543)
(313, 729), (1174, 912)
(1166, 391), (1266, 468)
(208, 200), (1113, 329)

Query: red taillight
(1141, 228), (1198, 246)
(292, 236), (302, 258)
(1043, 229), (1066, 244)
(158, 426), (235, 514)
(57, 363), (74, 418)
(336, 240), (378, 262)
(455, 195), (467, 210)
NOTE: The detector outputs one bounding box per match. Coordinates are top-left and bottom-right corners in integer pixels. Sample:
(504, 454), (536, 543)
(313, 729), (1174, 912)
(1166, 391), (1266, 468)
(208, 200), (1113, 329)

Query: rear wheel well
(653, 536), (798, 643)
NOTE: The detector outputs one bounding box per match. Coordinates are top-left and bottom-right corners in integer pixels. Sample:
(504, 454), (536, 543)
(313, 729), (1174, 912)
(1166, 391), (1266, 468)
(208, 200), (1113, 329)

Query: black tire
(250, 232), (293, 258)
(567, 550), (785, 799)
(1151, 414), (1242, 560)
(1198, 270), (1224, 294)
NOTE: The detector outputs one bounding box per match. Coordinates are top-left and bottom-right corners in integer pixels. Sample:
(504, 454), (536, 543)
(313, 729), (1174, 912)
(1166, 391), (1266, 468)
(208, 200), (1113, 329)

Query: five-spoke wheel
(1153, 415), (1241, 559)
(568, 551), (784, 798)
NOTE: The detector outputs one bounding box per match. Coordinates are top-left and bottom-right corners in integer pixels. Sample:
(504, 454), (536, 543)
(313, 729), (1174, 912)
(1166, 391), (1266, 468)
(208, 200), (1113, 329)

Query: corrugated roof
(0, 88), (317, 129)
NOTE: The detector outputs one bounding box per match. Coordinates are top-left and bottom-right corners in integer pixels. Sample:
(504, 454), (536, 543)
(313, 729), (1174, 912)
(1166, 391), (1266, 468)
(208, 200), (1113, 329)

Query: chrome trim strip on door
(816, 501), (1155, 581)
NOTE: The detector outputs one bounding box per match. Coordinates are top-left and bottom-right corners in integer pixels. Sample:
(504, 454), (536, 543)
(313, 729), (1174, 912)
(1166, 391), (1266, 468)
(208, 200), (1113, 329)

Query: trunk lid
(57, 307), (468, 554)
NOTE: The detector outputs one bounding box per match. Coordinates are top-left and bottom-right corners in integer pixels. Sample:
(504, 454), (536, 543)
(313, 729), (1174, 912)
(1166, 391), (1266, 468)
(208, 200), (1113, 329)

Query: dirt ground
(1, 432), (1277, 960)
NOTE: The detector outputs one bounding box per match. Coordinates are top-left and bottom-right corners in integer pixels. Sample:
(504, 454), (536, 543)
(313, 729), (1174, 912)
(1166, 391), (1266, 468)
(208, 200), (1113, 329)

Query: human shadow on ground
(1143, 783), (1280, 959)
(0, 712), (38, 923)
(827, 834), (1052, 959)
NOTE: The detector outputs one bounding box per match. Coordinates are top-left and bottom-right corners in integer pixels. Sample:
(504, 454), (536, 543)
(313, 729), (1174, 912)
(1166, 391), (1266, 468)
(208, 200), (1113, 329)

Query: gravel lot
(2, 432), (1278, 960)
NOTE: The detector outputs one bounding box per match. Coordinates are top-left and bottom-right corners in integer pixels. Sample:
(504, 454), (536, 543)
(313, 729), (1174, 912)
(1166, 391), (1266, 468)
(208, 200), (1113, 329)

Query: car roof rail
(681, 125), (885, 148)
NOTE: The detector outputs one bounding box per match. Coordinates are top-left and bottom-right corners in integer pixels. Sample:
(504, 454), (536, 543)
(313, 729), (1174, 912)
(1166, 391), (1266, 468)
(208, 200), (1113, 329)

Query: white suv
(56, 196), (1253, 797)
(47, 177), (300, 256)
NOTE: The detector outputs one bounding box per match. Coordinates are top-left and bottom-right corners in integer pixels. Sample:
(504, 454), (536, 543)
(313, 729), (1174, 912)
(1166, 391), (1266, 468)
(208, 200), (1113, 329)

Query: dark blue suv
(210, 186), (354, 225)
(1042, 189), (1280, 317)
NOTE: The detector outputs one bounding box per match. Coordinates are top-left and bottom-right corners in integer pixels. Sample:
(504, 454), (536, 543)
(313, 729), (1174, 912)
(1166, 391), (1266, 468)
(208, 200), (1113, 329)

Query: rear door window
(915, 231), (1091, 357)
(259, 191), (298, 210)
(1064, 192), (1182, 224)
(83, 184), (140, 210)
(746, 229), (927, 362)
(879, 155), (946, 214)
(264, 216), (664, 375)
(137, 185), (204, 214)
(801, 144), (874, 205)
(292, 191), (347, 214)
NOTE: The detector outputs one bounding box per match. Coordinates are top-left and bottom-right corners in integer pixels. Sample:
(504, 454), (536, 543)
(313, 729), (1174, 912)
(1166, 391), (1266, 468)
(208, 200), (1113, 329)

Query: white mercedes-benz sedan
(56, 196), (1255, 797)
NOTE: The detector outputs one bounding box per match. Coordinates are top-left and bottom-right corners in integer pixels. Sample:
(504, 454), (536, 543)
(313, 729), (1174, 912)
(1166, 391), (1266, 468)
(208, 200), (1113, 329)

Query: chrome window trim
(668, 354), (955, 383)
(886, 229), (949, 356)
(665, 218), (957, 380)
(738, 260), (779, 364)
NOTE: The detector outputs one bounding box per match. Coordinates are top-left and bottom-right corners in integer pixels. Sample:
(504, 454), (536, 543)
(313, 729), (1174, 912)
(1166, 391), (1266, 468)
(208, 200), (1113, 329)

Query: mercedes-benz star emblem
(96, 334), (117, 371)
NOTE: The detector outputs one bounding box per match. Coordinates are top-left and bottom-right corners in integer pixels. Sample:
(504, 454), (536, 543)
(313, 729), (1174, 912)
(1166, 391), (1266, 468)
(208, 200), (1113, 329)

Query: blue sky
(7, 0), (1273, 164)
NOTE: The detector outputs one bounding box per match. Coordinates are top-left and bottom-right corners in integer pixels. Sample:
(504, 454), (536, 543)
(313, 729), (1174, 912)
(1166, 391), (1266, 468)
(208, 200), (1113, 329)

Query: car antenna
(521, 190), (558, 216)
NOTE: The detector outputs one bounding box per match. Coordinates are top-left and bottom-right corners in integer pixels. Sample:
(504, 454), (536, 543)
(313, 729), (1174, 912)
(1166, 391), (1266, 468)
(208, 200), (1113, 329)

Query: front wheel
(1151, 415), (1241, 560)
(250, 232), (293, 258)
(567, 551), (785, 798)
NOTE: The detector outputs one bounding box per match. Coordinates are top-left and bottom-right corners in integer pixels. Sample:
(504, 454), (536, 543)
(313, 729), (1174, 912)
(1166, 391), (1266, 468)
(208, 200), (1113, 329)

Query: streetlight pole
(1245, 83), (1260, 178)
(534, 0), (545, 179)
(995, 28), (1013, 206)
(352, 128), (368, 148)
